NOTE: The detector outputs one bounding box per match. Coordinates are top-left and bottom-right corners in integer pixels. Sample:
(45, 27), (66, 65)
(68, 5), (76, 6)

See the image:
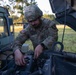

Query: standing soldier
(13, 5), (58, 66)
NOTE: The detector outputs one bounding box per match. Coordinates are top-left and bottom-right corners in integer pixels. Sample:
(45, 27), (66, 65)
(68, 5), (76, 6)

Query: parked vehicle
(0, 0), (76, 74)
(0, 6), (14, 52)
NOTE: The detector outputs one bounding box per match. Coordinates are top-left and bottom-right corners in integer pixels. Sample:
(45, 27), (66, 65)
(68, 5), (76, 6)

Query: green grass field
(58, 28), (76, 53)
(14, 26), (76, 53)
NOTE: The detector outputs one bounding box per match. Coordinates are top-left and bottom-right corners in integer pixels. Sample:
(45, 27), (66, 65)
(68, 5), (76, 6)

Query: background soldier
(13, 4), (58, 66)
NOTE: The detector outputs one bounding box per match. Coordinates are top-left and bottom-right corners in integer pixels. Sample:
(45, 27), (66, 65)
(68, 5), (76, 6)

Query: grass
(57, 27), (76, 53)
(14, 25), (76, 53)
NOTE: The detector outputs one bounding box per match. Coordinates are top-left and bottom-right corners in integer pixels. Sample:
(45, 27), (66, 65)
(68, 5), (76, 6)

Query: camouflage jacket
(13, 18), (58, 52)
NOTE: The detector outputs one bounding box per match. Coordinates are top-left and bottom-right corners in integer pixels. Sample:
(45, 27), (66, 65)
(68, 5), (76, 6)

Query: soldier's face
(28, 18), (41, 28)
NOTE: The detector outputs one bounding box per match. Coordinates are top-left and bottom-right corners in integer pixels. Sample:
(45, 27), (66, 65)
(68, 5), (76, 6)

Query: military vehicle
(0, 6), (14, 71)
(0, 6), (14, 52)
(0, 0), (76, 75)
(49, 0), (76, 31)
(0, 6), (28, 67)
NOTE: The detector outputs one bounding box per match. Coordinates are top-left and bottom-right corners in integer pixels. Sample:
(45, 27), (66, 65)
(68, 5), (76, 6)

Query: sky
(35, 0), (53, 14)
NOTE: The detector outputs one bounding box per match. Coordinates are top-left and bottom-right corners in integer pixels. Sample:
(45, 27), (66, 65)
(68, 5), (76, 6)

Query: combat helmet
(24, 5), (43, 21)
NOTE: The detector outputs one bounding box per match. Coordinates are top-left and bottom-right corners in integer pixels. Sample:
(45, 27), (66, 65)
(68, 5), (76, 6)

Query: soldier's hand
(14, 49), (26, 66)
(34, 44), (43, 59)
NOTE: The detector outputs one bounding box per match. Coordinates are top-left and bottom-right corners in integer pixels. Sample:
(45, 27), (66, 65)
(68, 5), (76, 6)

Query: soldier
(13, 5), (58, 66)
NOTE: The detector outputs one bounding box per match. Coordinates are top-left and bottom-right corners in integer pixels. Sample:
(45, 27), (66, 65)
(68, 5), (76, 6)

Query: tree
(0, 0), (15, 16)
(0, 0), (37, 26)
(14, 0), (37, 15)
(13, 0), (37, 25)
(0, 0), (37, 16)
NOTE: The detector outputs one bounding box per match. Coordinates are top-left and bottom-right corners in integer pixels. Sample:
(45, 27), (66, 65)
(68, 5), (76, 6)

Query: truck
(0, 6), (29, 67)
(49, 0), (76, 31)
(0, 6), (14, 52)
(0, 6), (14, 70)
(0, 0), (76, 75)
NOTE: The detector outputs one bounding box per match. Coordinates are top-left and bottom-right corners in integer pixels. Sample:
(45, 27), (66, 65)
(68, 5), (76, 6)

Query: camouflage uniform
(13, 18), (58, 52)
(13, 5), (58, 52)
